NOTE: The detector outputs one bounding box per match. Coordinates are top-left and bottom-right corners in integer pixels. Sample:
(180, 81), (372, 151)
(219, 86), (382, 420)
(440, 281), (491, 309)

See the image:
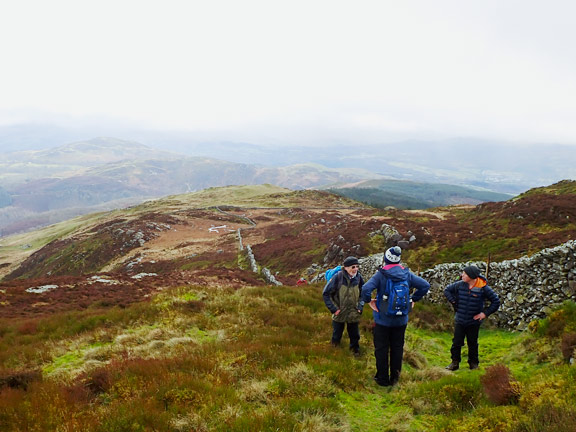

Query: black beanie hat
(463, 265), (481, 279)
(343, 256), (359, 267)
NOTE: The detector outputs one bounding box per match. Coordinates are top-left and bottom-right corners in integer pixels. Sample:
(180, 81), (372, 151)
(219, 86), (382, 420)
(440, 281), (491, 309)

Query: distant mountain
(0, 137), (180, 186)
(0, 139), (385, 235)
(325, 179), (512, 209)
(2, 124), (575, 195)
(4, 137), (179, 165)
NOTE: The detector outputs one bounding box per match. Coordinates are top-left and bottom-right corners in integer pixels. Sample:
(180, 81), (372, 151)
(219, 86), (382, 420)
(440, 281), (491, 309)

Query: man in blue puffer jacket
(362, 246), (430, 386)
(444, 265), (501, 371)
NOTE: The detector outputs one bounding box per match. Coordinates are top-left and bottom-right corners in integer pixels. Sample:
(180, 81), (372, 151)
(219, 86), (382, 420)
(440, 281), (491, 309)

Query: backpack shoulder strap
(329, 270), (345, 295)
(337, 270), (344, 289)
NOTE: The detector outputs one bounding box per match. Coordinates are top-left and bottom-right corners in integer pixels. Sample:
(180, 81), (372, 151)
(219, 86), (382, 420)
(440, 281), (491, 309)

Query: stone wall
(357, 241), (576, 330)
(419, 240), (576, 330)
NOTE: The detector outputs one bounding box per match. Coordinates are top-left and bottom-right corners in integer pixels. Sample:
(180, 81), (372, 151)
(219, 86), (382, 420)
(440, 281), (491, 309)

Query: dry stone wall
(420, 240), (576, 330)
(357, 240), (576, 330)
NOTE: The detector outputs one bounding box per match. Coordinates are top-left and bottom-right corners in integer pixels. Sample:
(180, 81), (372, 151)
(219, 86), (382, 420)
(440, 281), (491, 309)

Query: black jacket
(444, 276), (500, 326)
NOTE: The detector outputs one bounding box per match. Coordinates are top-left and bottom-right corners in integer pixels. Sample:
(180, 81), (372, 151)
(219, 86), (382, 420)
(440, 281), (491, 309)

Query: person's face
(345, 264), (359, 277)
(461, 271), (471, 283)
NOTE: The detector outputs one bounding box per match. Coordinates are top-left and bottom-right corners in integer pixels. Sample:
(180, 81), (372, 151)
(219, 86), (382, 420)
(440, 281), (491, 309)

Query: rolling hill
(1, 180), (575, 308)
(0, 181), (575, 431)
(0, 138), (517, 238)
(325, 179), (511, 209)
(0, 139), (385, 236)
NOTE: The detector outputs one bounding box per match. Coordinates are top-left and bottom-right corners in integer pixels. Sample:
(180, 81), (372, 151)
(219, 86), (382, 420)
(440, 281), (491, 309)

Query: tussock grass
(1, 283), (575, 431)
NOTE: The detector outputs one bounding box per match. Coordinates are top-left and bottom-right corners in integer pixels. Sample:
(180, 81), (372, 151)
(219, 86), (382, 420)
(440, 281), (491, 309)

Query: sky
(2, 0), (576, 146)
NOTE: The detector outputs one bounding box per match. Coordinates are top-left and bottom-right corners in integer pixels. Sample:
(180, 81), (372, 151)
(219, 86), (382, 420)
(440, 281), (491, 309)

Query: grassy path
(340, 327), (523, 431)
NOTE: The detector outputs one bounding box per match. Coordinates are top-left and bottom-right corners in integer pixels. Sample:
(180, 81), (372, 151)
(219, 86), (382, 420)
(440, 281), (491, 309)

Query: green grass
(1, 285), (575, 431)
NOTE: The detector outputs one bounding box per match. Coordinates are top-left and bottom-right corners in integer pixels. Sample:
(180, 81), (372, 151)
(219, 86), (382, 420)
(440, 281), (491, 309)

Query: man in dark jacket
(444, 265), (501, 371)
(361, 246), (430, 386)
(323, 256), (365, 355)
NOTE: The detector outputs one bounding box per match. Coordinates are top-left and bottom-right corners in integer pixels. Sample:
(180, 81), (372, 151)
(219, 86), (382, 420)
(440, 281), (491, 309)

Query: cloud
(1, 0), (576, 144)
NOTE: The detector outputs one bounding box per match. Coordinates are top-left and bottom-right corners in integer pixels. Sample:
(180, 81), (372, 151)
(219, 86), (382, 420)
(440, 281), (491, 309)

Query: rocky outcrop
(419, 240), (576, 330)
(369, 223), (417, 250)
(359, 253), (384, 278)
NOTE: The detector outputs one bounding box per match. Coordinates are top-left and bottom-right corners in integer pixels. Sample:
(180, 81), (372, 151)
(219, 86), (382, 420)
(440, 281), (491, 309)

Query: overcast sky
(2, 0), (576, 146)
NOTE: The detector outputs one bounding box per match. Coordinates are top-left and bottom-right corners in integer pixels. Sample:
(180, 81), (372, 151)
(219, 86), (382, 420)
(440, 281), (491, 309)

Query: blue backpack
(381, 278), (411, 316)
(325, 265), (342, 282)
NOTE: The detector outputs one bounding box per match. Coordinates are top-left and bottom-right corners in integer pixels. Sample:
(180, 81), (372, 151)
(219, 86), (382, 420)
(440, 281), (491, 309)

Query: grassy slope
(2, 182), (576, 430)
(397, 180), (576, 268)
(1, 282), (575, 431)
(0, 185), (364, 279)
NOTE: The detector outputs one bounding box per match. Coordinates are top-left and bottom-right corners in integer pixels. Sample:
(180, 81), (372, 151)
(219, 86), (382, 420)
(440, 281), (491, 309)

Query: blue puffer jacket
(361, 264), (430, 327)
(444, 276), (500, 326)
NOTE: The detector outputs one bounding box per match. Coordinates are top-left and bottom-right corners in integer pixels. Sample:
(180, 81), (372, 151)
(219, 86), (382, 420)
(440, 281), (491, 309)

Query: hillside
(0, 137), (180, 186)
(1, 181), (576, 316)
(0, 138), (388, 237)
(4, 125), (576, 194)
(0, 185), (367, 316)
(1, 181), (576, 431)
(1, 272), (575, 430)
(326, 179), (512, 209)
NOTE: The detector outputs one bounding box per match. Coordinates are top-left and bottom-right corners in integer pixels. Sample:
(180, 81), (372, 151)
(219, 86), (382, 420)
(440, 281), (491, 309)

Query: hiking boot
(374, 376), (391, 387)
(469, 363), (479, 370)
(445, 362), (460, 371)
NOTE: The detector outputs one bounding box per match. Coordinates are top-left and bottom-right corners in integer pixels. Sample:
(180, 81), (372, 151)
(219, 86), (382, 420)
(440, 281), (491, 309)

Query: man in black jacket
(444, 265), (500, 370)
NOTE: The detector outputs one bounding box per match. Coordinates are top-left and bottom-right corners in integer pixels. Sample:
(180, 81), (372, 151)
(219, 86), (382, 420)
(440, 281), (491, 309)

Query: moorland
(0, 181), (575, 431)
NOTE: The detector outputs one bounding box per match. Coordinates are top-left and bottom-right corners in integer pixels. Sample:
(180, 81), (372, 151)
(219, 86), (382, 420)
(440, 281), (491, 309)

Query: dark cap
(463, 265), (481, 279)
(343, 256), (359, 267)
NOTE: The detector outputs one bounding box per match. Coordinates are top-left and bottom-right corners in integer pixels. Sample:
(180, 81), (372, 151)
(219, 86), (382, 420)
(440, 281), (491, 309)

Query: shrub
(481, 364), (521, 405)
(531, 301), (576, 339)
(518, 401), (576, 432)
(0, 369), (42, 391)
(560, 332), (576, 362)
(410, 301), (453, 332)
(83, 367), (113, 395)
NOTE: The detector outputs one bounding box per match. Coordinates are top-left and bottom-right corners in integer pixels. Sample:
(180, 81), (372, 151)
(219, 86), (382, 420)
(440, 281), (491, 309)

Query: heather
(1, 282), (575, 431)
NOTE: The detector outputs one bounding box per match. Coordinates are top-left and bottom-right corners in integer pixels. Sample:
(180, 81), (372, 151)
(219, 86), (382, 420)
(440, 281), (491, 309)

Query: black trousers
(373, 323), (407, 384)
(450, 323), (480, 365)
(331, 321), (360, 351)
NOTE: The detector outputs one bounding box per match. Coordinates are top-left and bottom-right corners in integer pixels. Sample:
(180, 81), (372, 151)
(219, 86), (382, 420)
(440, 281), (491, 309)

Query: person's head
(343, 256), (359, 277)
(384, 246), (402, 265)
(462, 265), (481, 282)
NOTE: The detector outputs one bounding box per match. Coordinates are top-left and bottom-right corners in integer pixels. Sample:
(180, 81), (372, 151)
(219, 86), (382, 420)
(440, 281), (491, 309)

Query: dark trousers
(373, 323), (407, 385)
(450, 323), (480, 365)
(332, 321), (360, 351)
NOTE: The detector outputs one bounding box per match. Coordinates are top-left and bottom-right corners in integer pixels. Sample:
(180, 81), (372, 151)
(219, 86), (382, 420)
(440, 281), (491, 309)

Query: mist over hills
(0, 138), (386, 236)
(0, 131), (573, 236)
(2, 123), (575, 194)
